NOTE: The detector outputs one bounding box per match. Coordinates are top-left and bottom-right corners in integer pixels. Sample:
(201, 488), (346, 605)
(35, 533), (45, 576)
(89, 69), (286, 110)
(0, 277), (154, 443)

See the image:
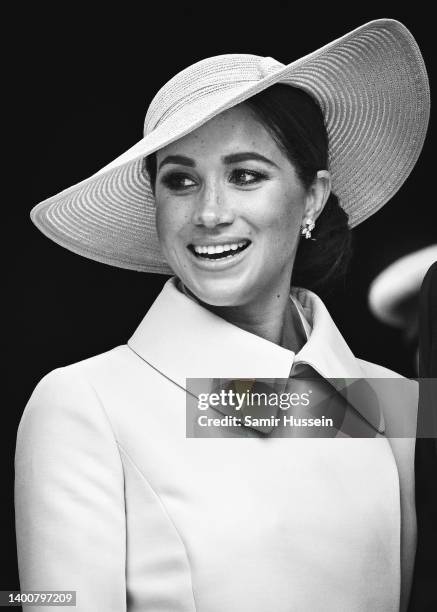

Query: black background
(3, 5), (435, 604)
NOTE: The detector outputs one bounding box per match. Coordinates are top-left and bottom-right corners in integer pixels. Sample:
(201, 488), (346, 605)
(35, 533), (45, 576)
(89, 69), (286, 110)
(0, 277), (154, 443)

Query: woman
(15, 19), (429, 612)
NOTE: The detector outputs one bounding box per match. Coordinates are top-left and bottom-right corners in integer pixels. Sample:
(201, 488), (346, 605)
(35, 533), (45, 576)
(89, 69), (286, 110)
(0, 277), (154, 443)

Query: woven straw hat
(31, 19), (430, 274)
(369, 245), (437, 328)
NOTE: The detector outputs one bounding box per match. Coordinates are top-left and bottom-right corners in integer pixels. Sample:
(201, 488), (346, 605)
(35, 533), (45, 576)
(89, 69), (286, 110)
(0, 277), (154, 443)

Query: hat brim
(368, 245), (437, 327)
(31, 18), (430, 274)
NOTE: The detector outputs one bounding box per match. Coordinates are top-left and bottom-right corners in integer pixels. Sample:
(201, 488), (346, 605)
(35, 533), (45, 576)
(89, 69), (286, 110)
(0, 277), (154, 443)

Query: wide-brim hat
(31, 19), (430, 274)
(368, 245), (437, 328)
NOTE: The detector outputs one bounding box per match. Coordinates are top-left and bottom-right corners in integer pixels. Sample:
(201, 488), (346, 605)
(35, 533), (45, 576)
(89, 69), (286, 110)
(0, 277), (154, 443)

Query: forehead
(156, 104), (282, 160)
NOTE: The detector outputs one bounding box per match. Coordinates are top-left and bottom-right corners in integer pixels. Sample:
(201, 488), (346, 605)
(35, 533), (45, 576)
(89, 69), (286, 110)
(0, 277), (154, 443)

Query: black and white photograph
(3, 7), (436, 611)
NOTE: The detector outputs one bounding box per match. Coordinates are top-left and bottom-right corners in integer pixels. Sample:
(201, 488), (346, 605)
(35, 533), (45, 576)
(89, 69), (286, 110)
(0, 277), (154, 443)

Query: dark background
(3, 6), (435, 604)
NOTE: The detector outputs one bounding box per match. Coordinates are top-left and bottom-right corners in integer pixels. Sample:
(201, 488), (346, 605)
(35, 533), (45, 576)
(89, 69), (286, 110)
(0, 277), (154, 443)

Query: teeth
(193, 241), (248, 255)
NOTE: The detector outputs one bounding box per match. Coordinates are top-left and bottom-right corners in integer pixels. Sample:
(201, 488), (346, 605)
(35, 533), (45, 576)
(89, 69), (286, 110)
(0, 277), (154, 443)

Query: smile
(188, 240), (251, 260)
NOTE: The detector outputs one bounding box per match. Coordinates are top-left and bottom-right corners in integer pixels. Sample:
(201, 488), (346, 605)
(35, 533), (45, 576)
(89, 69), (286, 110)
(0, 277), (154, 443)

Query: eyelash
(160, 169), (270, 191)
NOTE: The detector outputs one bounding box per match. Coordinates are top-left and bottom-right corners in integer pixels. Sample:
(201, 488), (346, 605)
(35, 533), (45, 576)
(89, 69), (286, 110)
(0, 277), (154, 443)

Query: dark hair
(144, 84), (352, 293)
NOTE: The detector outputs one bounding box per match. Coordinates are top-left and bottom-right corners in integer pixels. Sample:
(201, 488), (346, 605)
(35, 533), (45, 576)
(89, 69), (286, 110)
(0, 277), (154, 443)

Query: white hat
(368, 245), (437, 327)
(30, 19), (430, 273)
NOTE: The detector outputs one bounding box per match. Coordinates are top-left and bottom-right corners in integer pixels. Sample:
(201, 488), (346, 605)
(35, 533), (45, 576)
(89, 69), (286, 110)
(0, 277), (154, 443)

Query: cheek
(155, 197), (189, 246)
(259, 188), (304, 249)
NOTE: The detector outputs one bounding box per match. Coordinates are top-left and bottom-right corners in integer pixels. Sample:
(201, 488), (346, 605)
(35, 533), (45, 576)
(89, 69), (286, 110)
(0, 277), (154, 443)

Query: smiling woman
(145, 84), (351, 310)
(15, 19), (430, 612)
(154, 103), (317, 323)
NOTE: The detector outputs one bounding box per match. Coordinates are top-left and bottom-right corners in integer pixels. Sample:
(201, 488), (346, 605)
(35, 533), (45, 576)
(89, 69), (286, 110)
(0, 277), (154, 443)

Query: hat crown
(143, 54), (284, 136)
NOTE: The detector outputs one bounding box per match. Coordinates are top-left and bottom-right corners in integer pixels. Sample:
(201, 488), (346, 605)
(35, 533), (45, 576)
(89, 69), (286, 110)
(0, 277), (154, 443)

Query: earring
(301, 218), (315, 240)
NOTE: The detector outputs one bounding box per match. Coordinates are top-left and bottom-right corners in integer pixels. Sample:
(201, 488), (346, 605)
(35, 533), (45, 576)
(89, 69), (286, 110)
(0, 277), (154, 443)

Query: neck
(179, 278), (305, 352)
(208, 290), (289, 346)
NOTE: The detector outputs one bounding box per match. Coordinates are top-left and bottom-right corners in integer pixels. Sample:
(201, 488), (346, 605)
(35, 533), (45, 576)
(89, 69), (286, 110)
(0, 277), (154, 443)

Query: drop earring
(301, 218), (315, 240)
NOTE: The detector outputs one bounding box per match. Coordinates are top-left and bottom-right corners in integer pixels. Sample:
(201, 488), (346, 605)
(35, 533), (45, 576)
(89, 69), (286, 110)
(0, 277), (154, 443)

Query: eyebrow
(158, 151), (279, 171)
(222, 152), (279, 168)
(158, 155), (195, 170)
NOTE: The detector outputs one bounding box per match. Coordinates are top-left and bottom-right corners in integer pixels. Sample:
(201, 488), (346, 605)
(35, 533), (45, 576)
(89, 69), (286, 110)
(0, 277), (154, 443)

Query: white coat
(15, 277), (418, 611)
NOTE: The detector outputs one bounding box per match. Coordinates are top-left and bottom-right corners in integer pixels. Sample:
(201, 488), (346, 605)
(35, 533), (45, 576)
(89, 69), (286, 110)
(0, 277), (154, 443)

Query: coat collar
(128, 277), (384, 434)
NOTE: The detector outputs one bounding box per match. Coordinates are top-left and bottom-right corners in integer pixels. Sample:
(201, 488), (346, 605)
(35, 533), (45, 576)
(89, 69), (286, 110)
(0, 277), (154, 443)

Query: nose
(191, 180), (235, 228)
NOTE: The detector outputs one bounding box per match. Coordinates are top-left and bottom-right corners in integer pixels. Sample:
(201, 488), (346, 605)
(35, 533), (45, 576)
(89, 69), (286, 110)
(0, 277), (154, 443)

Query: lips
(188, 239), (251, 260)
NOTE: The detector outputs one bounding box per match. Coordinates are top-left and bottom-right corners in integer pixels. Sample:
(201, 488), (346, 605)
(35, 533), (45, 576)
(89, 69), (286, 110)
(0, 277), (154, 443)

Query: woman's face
(155, 104), (313, 307)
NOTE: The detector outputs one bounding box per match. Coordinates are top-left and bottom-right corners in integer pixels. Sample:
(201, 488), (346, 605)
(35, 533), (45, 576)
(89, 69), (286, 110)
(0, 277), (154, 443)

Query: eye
(229, 168), (269, 187)
(160, 172), (197, 191)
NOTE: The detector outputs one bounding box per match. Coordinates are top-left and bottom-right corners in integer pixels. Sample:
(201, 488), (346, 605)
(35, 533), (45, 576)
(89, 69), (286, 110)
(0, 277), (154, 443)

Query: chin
(184, 275), (259, 308)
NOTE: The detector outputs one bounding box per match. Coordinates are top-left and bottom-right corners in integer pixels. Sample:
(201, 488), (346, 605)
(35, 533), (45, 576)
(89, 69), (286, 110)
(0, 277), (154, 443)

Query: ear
(302, 170), (331, 222)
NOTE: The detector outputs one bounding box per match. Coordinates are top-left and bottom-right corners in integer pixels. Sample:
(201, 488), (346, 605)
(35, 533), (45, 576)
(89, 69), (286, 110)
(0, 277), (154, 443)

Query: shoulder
(20, 341), (162, 438)
(16, 351), (131, 484)
(357, 359), (418, 438)
(28, 344), (136, 398)
(357, 358), (406, 378)
(19, 345), (138, 435)
(357, 357), (418, 405)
